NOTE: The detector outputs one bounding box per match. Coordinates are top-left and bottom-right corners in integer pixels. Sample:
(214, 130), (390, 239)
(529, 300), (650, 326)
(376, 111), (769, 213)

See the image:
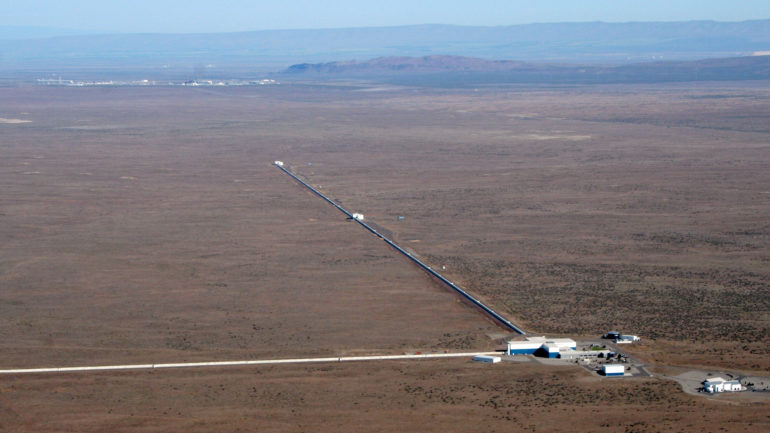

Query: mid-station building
(703, 377), (743, 393)
(507, 336), (577, 358)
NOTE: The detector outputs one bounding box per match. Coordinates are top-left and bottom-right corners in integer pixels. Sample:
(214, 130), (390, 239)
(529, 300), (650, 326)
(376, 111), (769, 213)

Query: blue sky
(1, 0), (768, 33)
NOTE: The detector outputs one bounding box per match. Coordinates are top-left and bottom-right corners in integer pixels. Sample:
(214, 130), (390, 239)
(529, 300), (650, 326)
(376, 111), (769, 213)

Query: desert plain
(0, 82), (768, 432)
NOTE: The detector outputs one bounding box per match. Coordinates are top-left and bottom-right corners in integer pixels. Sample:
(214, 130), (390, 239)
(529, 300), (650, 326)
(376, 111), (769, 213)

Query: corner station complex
(507, 336), (579, 358)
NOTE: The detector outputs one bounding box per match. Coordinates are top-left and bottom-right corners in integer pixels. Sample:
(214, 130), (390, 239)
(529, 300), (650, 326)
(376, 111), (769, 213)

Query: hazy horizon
(1, 0), (768, 35)
(3, 18), (770, 38)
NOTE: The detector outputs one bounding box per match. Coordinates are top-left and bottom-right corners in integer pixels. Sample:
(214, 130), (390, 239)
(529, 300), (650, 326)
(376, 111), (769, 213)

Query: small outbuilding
(274, 160), (284, 167)
(473, 355), (501, 364)
(603, 364), (625, 377)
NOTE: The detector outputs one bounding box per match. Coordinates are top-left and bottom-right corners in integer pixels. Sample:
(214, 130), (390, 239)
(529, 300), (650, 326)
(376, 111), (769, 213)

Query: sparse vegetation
(1, 81), (768, 431)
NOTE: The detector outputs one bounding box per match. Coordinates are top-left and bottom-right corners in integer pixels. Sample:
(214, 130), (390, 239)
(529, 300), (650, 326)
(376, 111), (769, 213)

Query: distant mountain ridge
(284, 54), (770, 86)
(1, 20), (768, 78)
(286, 56), (532, 73)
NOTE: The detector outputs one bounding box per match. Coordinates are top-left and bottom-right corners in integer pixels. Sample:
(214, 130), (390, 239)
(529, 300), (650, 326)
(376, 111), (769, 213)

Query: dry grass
(2, 360), (768, 433)
(0, 83), (768, 431)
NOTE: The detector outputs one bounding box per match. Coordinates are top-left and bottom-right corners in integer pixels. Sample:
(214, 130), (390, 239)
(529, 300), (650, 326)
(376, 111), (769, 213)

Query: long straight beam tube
(0, 352), (500, 375)
(275, 162), (526, 335)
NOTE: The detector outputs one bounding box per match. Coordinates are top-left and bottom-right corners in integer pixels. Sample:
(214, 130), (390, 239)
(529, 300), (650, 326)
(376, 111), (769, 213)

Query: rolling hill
(0, 20), (768, 79)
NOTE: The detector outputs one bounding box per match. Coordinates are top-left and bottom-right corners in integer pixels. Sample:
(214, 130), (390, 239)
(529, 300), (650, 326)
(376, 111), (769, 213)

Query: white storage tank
(603, 364), (625, 376)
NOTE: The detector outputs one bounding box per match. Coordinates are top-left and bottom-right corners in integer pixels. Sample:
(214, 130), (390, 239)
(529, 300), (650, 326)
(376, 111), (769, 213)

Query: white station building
(603, 364), (625, 376)
(507, 336), (577, 358)
(703, 377), (743, 393)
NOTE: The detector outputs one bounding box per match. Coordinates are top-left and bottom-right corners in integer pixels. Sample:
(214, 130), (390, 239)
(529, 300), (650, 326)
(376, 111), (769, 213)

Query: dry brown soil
(3, 360), (769, 433)
(272, 83), (770, 372)
(1, 82), (768, 431)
